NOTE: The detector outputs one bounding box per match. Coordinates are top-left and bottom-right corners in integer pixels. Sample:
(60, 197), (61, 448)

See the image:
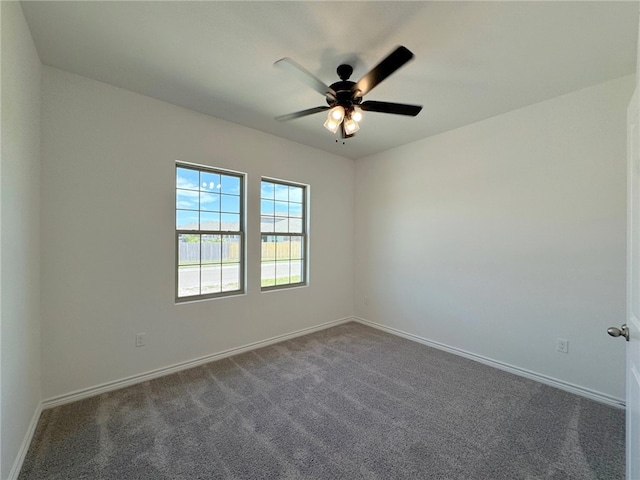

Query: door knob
(607, 324), (629, 341)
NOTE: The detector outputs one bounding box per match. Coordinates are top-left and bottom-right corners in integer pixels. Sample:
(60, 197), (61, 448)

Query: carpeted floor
(19, 322), (625, 479)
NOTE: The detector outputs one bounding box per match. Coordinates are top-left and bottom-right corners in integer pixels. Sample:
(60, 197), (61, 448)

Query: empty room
(3, 1), (639, 479)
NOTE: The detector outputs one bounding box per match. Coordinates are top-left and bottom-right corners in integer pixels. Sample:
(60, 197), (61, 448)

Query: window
(176, 164), (244, 301)
(260, 179), (307, 289)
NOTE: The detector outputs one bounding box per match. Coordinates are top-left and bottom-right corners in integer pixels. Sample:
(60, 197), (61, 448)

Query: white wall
(1, 2), (42, 478)
(355, 75), (634, 401)
(40, 67), (354, 400)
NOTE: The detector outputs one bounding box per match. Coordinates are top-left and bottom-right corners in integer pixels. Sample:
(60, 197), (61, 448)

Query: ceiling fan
(274, 46), (422, 139)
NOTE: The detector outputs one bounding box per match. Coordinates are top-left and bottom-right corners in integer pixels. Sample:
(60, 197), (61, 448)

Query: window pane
(261, 261), (276, 287)
(289, 186), (303, 203)
(200, 212), (220, 231)
(290, 236), (303, 260)
(261, 181), (275, 199)
(201, 235), (221, 264)
(261, 236), (274, 261)
(221, 213), (240, 231)
(289, 218), (303, 233)
(200, 192), (220, 212)
(274, 201), (288, 216)
(275, 261), (290, 285)
(177, 168), (199, 190)
(289, 202), (302, 218)
(221, 175), (240, 195)
(177, 189), (199, 210)
(261, 199), (274, 215)
(276, 236), (290, 260)
(221, 194), (240, 213)
(274, 217), (288, 233)
(178, 265), (200, 297)
(261, 216), (274, 232)
(177, 210), (199, 230)
(200, 172), (220, 192)
(201, 265), (222, 294)
(222, 264), (241, 292)
(178, 234), (200, 265)
(222, 235), (241, 262)
(275, 184), (289, 201)
(290, 260), (303, 283)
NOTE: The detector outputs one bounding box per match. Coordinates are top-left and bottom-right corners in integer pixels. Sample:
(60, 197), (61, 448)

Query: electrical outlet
(135, 333), (146, 347)
(557, 338), (568, 354)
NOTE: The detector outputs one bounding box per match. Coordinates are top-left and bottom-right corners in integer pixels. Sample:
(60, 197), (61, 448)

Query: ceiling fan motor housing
(327, 83), (361, 106)
(327, 65), (362, 109)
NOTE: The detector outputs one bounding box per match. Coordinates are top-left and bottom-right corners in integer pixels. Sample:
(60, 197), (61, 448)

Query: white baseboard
(354, 316), (626, 409)
(8, 401), (43, 480)
(42, 316), (353, 410)
(11, 314), (623, 478)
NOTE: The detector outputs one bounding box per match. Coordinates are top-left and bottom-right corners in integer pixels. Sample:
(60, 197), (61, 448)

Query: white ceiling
(21, 1), (639, 160)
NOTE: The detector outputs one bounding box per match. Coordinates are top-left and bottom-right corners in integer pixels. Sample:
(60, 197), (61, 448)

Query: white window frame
(175, 162), (245, 302)
(260, 177), (308, 291)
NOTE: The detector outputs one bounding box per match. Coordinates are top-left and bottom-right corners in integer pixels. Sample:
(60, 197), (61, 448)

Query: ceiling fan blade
(360, 100), (422, 116)
(275, 106), (329, 122)
(352, 46), (415, 97)
(274, 58), (336, 98)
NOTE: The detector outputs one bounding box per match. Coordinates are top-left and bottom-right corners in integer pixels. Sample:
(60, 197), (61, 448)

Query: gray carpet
(19, 322), (625, 479)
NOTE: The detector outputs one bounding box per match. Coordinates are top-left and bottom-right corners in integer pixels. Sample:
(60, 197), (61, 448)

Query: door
(626, 79), (640, 479)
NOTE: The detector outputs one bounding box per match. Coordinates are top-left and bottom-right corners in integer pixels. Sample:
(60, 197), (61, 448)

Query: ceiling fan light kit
(323, 116), (340, 134)
(343, 117), (360, 135)
(329, 106), (345, 122)
(325, 104), (360, 135)
(275, 46), (423, 139)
